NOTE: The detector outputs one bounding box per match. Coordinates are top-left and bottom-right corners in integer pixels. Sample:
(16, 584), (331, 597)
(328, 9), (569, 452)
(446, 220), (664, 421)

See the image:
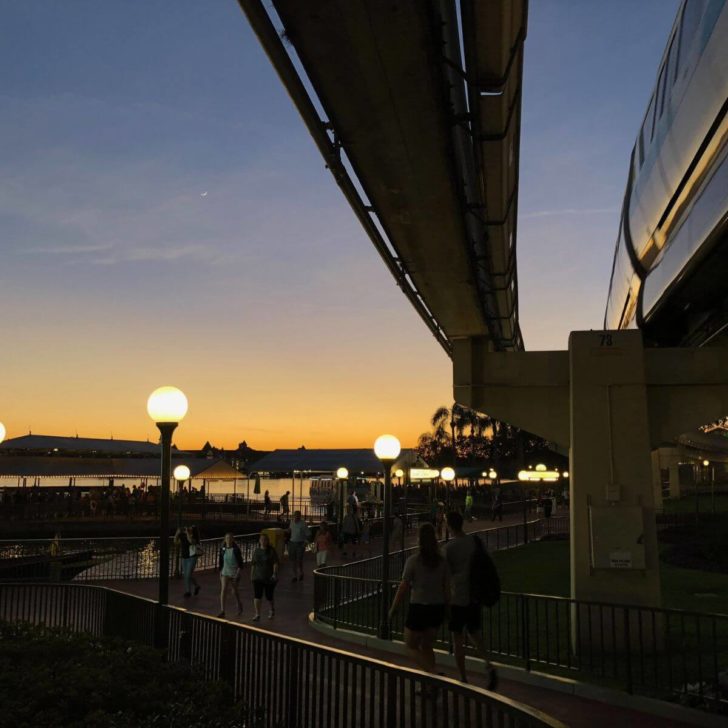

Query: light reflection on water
(0, 533), (261, 581)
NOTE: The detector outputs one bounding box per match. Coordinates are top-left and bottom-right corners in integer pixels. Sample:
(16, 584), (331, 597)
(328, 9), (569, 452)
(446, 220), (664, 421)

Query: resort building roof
(0, 456), (242, 480)
(0, 434), (163, 456)
(249, 448), (424, 475)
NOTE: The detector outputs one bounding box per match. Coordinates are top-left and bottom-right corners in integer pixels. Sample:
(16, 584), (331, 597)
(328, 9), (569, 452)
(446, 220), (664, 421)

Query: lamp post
(702, 459), (713, 515)
(395, 468), (405, 551)
(441, 466), (455, 509)
(173, 464), (191, 529)
(374, 434), (401, 640)
(147, 386), (188, 607)
(336, 466), (348, 532)
(441, 467), (455, 540)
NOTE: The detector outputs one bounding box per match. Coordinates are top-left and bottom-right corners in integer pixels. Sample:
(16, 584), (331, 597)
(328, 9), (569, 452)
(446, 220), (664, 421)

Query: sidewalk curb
(308, 615), (723, 728)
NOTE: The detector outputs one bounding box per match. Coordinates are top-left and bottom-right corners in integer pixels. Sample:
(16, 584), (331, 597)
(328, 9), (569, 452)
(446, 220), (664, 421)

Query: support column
(668, 462), (681, 499)
(569, 331), (661, 609)
(650, 450), (664, 511)
(453, 331), (728, 636)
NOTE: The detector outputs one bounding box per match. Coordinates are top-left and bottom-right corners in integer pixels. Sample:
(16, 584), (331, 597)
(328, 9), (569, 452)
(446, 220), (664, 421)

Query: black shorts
(405, 603), (446, 632)
(252, 579), (276, 601)
(449, 603), (482, 634)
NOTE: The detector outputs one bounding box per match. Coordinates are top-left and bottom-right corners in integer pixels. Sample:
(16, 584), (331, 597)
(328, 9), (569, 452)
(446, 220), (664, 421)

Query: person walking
(389, 522), (450, 677)
(186, 525), (202, 596)
(280, 490), (290, 518)
(444, 511), (498, 689)
(491, 489), (503, 522)
(434, 502), (446, 540)
(263, 490), (272, 518)
(250, 532), (279, 620)
(174, 527), (194, 598)
(288, 510), (310, 582)
(314, 521), (333, 568)
(340, 504), (361, 559)
(217, 532), (244, 618)
(347, 488), (359, 515)
(464, 490), (474, 522)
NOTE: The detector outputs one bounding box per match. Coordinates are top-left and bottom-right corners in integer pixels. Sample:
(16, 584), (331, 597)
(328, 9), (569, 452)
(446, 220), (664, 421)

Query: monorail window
(640, 95), (655, 163)
(677, 0), (703, 80)
(666, 32), (679, 88)
(655, 64), (667, 130)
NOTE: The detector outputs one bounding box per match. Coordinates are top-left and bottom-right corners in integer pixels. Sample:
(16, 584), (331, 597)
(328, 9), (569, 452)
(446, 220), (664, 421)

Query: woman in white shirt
(389, 522), (450, 674)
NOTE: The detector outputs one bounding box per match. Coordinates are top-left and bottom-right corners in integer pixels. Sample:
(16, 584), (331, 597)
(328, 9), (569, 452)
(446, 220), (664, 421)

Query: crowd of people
(1, 482), (211, 520)
(172, 488), (503, 691)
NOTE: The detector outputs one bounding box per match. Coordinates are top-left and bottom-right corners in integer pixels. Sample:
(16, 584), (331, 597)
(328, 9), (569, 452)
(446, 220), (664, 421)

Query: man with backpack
(444, 511), (499, 689)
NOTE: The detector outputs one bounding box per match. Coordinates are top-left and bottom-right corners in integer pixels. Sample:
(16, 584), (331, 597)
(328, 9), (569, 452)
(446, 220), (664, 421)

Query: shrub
(0, 621), (266, 728)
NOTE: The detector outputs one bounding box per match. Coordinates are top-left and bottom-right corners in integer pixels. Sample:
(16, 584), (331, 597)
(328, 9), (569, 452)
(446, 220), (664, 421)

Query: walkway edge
(308, 614), (723, 728)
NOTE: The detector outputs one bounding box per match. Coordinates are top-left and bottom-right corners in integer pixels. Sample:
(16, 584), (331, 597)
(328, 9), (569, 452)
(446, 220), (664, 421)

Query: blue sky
(0, 0), (680, 447)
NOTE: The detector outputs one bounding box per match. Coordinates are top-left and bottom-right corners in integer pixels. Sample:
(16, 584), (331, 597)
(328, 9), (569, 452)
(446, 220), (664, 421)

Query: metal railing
(0, 582), (564, 728)
(312, 519), (728, 714)
(0, 508), (434, 583)
(0, 531), (261, 582)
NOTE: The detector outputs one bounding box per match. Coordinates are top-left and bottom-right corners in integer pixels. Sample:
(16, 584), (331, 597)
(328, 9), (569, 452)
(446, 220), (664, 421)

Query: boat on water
(309, 476), (375, 505)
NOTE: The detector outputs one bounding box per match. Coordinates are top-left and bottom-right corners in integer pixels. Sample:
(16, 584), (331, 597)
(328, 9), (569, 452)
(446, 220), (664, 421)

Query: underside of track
(239, 0), (527, 355)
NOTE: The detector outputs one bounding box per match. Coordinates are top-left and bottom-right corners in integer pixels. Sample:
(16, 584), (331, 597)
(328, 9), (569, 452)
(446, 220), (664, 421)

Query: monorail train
(604, 0), (728, 345)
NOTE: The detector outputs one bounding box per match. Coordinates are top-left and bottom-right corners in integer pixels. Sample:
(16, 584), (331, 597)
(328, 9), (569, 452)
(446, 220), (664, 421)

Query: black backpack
(469, 534), (500, 607)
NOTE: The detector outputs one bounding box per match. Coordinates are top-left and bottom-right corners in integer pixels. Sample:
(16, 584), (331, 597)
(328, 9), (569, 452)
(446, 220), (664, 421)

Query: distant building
(0, 434), (165, 457)
(249, 448), (425, 476)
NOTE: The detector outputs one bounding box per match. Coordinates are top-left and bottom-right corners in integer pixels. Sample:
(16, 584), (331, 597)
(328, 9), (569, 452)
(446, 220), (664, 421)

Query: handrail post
(623, 607), (633, 694)
(286, 642), (300, 727)
(179, 611), (192, 664)
(154, 602), (169, 651)
(386, 672), (398, 728)
(333, 579), (339, 630)
(522, 594), (531, 672)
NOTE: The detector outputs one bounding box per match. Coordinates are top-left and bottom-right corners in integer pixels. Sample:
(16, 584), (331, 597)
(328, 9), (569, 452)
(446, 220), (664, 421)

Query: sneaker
(268, 609), (275, 619)
(237, 606), (244, 616)
(252, 614), (260, 622)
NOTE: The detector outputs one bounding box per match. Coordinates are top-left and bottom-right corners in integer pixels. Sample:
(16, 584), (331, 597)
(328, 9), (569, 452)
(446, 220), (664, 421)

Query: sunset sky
(0, 1), (678, 450)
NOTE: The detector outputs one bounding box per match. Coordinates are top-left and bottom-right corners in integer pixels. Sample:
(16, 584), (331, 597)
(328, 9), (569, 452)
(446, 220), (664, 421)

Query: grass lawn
(662, 493), (728, 514)
(492, 540), (728, 615)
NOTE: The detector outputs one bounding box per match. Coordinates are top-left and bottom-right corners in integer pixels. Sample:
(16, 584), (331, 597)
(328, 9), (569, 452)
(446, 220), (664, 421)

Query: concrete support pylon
(568, 331), (660, 608)
(668, 462), (681, 499)
(453, 330), (728, 614)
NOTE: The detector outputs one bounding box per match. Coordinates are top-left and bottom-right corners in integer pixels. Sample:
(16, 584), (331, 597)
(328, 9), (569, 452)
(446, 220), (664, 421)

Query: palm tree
(431, 405), (456, 461)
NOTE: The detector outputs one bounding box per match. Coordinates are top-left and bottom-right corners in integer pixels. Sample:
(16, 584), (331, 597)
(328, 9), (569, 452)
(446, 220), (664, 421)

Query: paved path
(101, 515), (697, 728)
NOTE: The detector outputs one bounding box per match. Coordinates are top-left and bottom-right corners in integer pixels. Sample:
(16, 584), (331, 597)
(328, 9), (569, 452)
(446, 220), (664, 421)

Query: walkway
(100, 515), (697, 728)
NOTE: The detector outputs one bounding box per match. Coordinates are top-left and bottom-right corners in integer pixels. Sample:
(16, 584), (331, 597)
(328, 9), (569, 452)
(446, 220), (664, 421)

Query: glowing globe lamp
(441, 466), (455, 482)
(374, 434), (401, 462)
(336, 467), (349, 479)
(147, 386), (188, 424)
(173, 465), (191, 481)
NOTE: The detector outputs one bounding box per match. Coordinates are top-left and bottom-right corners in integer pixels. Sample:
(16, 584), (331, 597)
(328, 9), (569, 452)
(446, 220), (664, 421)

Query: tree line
(416, 403), (555, 471)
